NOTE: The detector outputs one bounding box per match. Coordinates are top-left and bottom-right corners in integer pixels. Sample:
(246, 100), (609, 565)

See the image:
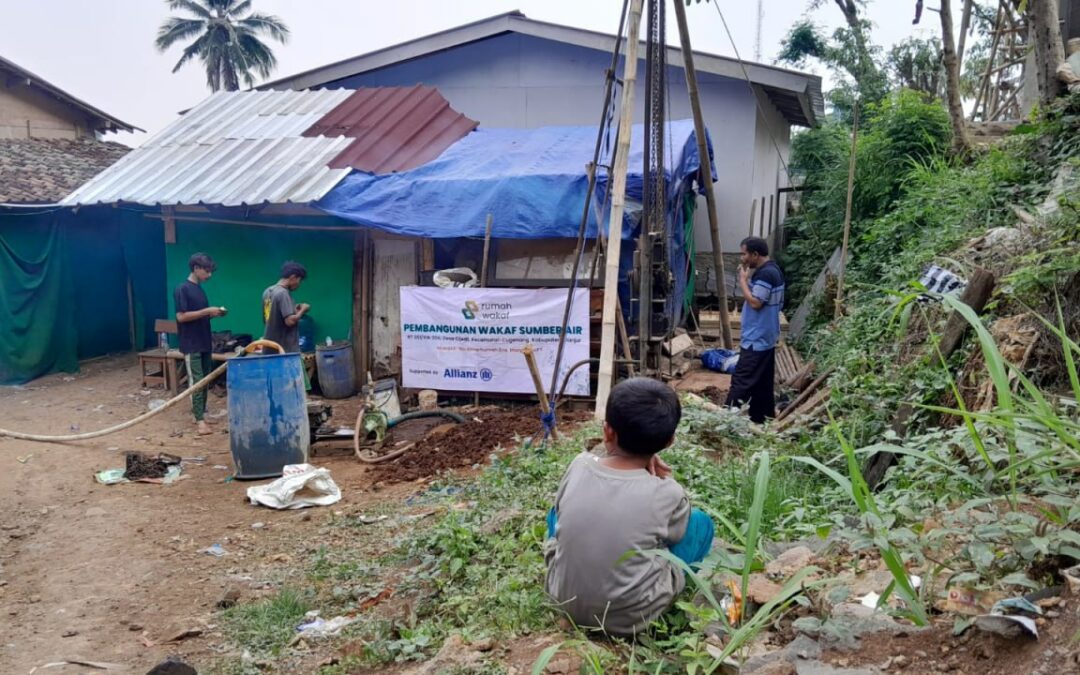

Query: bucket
(227, 352), (310, 479)
(418, 389), (438, 411)
(315, 342), (356, 399)
(362, 378), (401, 419)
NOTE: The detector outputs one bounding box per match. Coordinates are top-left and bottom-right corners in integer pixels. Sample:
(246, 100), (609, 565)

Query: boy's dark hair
(189, 252), (216, 272)
(605, 377), (681, 456)
(740, 237), (769, 257)
(280, 261), (307, 279)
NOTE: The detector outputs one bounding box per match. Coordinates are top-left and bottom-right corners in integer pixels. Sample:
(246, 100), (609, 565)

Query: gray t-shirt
(261, 284), (299, 353)
(544, 451), (690, 636)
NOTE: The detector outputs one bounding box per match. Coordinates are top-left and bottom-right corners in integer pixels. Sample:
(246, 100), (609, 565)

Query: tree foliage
(778, 9), (889, 118)
(155, 0), (289, 91)
(888, 37), (945, 98)
(782, 90), (953, 302)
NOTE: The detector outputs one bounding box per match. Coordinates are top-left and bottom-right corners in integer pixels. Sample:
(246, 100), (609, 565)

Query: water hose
(354, 410), (466, 463)
(558, 358), (599, 400)
(388, 410), (466, 427)
(0, 339), (284, 443)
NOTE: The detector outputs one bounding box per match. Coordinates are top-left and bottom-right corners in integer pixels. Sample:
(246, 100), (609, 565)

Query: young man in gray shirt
(261, 261), (309, 353)
(544, 378), (714, 636)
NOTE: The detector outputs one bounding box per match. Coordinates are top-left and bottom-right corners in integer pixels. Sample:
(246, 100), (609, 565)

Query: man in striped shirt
(725, 237), (785, 423)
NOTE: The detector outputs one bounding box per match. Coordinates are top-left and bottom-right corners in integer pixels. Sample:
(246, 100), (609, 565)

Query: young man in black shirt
(174, 252), (227, 435)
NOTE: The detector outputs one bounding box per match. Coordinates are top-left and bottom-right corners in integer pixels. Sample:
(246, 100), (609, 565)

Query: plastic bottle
(159, 332), (169, 350)
(325, 336), (333, 347)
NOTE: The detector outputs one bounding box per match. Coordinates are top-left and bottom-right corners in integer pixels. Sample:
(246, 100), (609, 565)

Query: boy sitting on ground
(544, 377), (714, 637)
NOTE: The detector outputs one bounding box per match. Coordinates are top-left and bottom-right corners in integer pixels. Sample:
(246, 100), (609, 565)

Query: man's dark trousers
(724, 346), (775, 423)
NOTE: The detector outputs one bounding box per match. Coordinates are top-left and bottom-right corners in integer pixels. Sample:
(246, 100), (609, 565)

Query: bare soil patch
(372, 410), (550, 484)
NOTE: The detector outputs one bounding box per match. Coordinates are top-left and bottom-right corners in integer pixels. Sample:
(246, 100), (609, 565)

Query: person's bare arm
(177, 306), (225, 323)
(283, 303), (310, 327)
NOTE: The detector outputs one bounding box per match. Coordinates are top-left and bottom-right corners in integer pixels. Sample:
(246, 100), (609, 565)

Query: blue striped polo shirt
(741, 260), (785, 351)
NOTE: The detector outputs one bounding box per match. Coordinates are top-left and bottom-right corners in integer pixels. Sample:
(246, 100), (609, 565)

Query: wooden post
(352, 231), (367, 383)
(616, 297), (636, 378)
(767, 194), (774, 237)
(421, 239), (435, 272)
(162, 207), (176, 244)
(932, 268), (996, 366)
(595, 0), (644, 423)
(758, 196), (766, 238)
(126, 276), (137, 350)
(748, 199), (757, 239)
(474, 214), (494, 407)
(672, 0), (734, 350)
(862, 268), (997, 488)
(522, 344), (558, 439)
(834, 101), (859, 320)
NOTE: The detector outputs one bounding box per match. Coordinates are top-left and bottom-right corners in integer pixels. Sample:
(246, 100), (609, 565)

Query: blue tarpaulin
(316, 119), (714, 240)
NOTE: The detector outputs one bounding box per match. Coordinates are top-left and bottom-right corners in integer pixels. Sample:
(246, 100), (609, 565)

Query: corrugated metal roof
(62, 87), (476, 207)
(303, 85), (478, 172)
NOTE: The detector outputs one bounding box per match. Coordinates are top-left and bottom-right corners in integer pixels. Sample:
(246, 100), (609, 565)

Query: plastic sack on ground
(433, 267), (478, 288)
(701, 348), (739, 374)
(246, 463), (342, 510)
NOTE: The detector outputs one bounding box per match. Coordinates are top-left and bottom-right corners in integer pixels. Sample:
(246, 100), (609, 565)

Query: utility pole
(672, 0), (734, 349)
(755, 0), (764, 62)
(595, 0), (644, 422)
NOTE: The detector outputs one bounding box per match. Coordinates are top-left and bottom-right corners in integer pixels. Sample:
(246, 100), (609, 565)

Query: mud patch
(386, 416), (448, 445)
(701, 386), (728, 405)
(371, 411), (543, 484)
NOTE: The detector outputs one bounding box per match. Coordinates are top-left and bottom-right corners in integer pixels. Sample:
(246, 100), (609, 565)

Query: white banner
(400, 287), (591, 395)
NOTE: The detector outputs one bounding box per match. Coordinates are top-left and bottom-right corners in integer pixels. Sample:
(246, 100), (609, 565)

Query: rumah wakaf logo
(462, 300), (479, 320)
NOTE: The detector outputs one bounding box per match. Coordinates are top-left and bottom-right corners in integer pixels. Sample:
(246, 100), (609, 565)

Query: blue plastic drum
(227, 352), (310, 479)
(315, 342), (356, 399)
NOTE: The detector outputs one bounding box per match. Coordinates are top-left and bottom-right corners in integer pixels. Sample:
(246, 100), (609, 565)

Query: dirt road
(0, 354), (414, 672)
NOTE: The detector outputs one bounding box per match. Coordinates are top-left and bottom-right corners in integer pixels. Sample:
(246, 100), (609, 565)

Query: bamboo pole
(522, 344), (558, 439)
(971, 4), (1005, 120)
(673, 0), (734, 350)
(474, 213), (494, 408)
(595, 0), (644, 423)
(956, 0), (974, 69)
(834, 101), (859, 320)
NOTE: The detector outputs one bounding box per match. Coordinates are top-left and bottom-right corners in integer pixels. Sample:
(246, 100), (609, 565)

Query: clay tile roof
(0, 138), (130, 204)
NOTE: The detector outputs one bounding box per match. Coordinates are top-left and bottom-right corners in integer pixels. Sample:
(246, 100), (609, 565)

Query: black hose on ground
(387, 410), (466, 427)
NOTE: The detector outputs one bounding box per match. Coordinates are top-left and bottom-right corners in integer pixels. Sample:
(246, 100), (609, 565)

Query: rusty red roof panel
(303, 85), (477, 173)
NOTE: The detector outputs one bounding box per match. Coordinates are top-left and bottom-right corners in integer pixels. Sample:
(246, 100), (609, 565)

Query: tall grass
(793, 416), (929, 626)
(919, 294), (1080, 489)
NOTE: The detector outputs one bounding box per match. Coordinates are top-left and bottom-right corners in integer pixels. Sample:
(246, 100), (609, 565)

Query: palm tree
(155, 0), (289, 92)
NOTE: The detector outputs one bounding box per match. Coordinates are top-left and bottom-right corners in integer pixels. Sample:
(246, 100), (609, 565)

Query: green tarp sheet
(0, 208), (166, 385)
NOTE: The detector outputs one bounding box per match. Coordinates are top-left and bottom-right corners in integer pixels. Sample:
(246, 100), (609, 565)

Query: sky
(0, 1), (952, 146)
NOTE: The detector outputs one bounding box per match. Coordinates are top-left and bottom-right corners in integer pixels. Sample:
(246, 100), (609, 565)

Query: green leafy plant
(794, 417), (929, 625)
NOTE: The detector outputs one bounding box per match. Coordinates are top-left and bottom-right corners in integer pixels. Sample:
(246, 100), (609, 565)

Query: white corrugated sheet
(61, 89), (356, 206)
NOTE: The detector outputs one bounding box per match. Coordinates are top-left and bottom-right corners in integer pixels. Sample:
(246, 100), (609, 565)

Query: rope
(0, 361), (228, 442)
(710, 1), (793, 181)
(0, 339), (284, 443)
